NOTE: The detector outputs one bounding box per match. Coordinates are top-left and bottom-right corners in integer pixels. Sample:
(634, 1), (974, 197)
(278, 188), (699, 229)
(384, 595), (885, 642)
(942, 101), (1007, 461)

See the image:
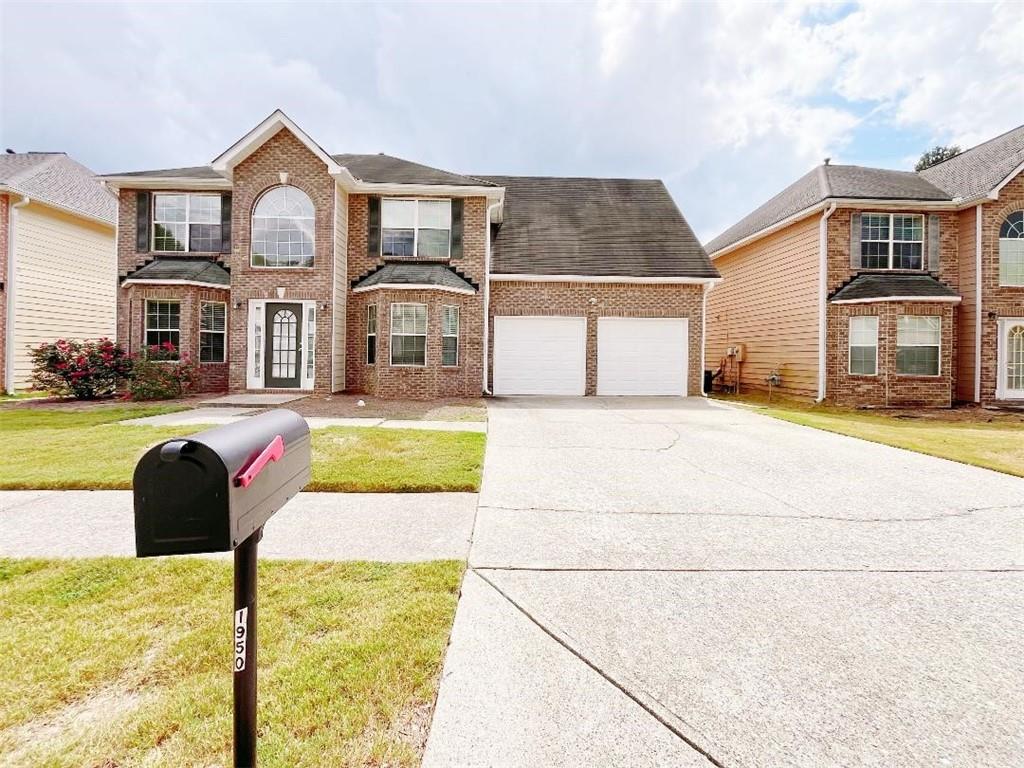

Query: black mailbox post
(134, 409), (311, 768)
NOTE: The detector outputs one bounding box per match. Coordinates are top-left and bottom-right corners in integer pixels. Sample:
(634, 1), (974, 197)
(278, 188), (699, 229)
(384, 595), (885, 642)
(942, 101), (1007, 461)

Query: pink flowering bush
(128, 345), (199, 400)
(30, 338), (133, 399)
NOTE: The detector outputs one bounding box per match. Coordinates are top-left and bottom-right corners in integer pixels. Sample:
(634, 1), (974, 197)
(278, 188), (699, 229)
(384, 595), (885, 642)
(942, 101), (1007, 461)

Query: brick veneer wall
(827, 300), (955, 407)
(227, 128), (337, 392)
(119, 284), (230, 392)
(345, 195), (487, 399)
(488, 281), (706, 396)
(0, 193), (8, 390)
(979, 173), (1024, 403)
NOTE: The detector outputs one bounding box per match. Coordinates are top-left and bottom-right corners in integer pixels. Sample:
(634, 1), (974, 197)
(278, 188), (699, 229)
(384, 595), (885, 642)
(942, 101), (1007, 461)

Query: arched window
(1000, 211), (1024, 286)
(251, 186), (315, 268)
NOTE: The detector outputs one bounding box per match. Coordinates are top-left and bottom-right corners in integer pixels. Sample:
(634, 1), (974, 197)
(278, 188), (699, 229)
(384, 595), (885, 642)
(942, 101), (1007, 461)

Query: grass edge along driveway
(0, 557), (464, 767)
(0, 406), (485, 492)
(717, 395), (1024, 478)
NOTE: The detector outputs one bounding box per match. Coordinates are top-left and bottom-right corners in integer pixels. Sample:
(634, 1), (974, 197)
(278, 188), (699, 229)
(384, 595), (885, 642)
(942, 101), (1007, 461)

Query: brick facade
(489, 281), (706, 396)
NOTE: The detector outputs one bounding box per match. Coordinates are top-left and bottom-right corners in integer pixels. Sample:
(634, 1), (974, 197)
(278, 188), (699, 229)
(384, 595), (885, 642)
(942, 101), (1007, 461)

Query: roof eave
(121, 278), (229, 289)
(351, 282), (476, 295)
(490, 273), (721, 285)
(0, 184), (115, 227)
(830, 295), (962, 305)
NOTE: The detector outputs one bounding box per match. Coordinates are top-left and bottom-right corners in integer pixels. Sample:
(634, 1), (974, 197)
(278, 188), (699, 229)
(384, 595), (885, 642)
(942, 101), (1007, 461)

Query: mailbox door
(264, 303), (303, 388)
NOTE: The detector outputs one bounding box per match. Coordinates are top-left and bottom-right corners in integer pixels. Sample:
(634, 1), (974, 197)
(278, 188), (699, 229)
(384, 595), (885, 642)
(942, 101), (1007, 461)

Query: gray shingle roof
(105, 165), (221, 180)
(705, 164), (949, 256)
(478, 176), (718, 278)
(0, 152), (116, 224)
(919, 124), (1024, 201)
(124, 258), (231, 286)
(352, 262), (477, 292)
(829, 273), (959, 303)
(333, 154), (495, 187)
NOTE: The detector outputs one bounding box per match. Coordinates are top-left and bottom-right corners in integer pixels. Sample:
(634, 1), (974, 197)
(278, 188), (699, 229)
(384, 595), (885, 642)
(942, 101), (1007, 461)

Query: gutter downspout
(701, 280), (715, 396)
(482, 199), (502, 395)
(5, 195), (30, 394)
(975, 203), (983, 403)
(816, 201), (837, 402)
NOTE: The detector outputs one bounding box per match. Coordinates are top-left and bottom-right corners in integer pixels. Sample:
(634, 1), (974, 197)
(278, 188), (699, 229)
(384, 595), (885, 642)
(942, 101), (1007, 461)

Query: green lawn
(720, 396), (1024, 477)
(0, 557), (462, 767)
(0, 406), (484, 492)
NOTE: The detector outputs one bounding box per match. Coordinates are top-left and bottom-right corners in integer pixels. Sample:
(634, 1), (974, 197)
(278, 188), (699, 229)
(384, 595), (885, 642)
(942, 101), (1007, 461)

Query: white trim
(100, 177), (232, 193)
(301, 304), (316, 390)
(331, 182), (338, 392)
(0, 185), (115, 228)
(975, 204), (983, 403)
(211, 110), (342, 180)
(848, 315), (879, 376)
(817, 202), (837, 401)
(143, 298), (181, 351)
(989, 158), (1024, 199)
(5, 195), (30, 393)
(366, 303), (377, 365)
(246, 299), (316, 390)
(997, 318), (1024, 399)
(352, 282), (475, 295)
(489, 273), (722, 285)
(830, 295), (962, 305)
(121, 279), (229, 289)
(250, 185), (315, 268)
(246, 300), (264, 389)
(389, 302), (428, 367)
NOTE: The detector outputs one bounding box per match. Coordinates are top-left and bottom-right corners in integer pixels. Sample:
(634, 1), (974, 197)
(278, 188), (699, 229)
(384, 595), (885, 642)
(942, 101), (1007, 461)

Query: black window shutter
(367, 196), (381, 257)
(136, 191), (151, 252)
(220, 193), (232, 253)
(450, 198), (464, 259)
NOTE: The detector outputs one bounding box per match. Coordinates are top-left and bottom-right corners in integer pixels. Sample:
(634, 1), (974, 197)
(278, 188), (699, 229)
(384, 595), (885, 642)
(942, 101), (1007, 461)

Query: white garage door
(493, 316), (586, 395)
(597, 317), (688, 396)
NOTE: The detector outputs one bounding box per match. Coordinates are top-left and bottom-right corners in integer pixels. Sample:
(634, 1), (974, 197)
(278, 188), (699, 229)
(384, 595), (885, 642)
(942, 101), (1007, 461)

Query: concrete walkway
(117, 408), (486, 432)
(0, 491), (476, 561)
(423, 397), (1024, 767)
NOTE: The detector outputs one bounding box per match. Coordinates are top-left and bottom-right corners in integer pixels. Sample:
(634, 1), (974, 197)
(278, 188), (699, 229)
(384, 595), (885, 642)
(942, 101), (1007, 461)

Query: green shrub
(30, 338), (133, 399)
(128, 348), (199, 400)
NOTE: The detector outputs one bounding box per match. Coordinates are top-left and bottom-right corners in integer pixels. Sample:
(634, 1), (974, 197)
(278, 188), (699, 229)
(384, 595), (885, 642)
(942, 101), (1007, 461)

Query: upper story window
(860, 213), (923, 270)
(153, 194), (221, 252)
(382, 199), (451, 259)
(251, 186), (315, 268)
(999, 211), (1024, 286)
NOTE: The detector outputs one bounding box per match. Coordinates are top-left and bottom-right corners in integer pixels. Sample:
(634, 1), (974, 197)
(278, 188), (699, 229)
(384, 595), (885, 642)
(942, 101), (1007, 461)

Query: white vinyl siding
(10, 202), (115, 389)
(596, 317), (688, 395)
(493, 316), (586, 395)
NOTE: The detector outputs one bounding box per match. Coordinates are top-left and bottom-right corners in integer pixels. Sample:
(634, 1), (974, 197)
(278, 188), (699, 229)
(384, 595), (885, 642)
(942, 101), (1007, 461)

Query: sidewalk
(0, 490), (476, 561)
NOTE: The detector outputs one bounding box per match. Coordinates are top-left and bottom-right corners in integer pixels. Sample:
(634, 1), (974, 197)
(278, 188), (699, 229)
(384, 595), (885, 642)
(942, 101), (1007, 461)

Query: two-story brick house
(101, 111), (719, 399)
(705, 124), (1024, 407)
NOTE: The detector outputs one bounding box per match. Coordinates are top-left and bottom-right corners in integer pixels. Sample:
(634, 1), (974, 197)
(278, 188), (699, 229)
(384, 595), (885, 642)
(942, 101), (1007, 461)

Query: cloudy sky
(2, 1), (1022, 241)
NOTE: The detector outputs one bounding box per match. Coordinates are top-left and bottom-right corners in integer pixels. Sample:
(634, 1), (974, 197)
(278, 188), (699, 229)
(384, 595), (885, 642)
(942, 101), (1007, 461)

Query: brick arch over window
(250, 185), (315, 268)
(999, 210), (1024, 286)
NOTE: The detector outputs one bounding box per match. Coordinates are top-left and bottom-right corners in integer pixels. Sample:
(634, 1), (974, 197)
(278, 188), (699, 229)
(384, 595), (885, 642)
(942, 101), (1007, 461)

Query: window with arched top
(1000, 210), (1024, 286)
(251, 186), (315, 268)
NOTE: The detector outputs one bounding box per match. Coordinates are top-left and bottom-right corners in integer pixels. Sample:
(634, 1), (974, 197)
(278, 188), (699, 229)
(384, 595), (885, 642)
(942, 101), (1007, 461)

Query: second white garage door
(597, 317), (689, 396)
(493, 316), (586, 395)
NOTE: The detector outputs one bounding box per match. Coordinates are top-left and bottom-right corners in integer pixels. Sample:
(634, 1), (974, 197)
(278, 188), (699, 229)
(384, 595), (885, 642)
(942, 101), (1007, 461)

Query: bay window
(848, 316), (878, 375)
(390, 303), (427, 366)
(896, 316), (940, 376)
(153, 194), (222, 252)
(199, 301), (226, 363)
(382, 199), (451, 258)
(860, 213), (923, 270)
(442, 305), (459, 366)
(145, 300), (180, 354)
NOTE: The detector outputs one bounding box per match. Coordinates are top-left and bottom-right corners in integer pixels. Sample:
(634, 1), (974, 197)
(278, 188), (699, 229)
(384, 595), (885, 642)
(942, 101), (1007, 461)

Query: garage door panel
(494, 316), (586, 395)
(597, 317), (688, 396)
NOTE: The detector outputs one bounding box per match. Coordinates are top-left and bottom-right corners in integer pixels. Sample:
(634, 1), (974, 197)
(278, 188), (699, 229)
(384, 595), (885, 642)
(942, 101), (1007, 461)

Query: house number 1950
(234, 607), (248, 672)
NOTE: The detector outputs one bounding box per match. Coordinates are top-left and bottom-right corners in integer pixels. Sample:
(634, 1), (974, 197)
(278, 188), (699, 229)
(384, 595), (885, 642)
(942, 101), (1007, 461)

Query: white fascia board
(988, 158), (1024, 199)
(490, 273), (722, 285)
(121, 279), (230, 290)
(211, 109), (342, 179)
(351, 283), (476, 295)
(100, 177), (233, 193)
(830, 295), (962, 305)
(0, 185), (116, 228)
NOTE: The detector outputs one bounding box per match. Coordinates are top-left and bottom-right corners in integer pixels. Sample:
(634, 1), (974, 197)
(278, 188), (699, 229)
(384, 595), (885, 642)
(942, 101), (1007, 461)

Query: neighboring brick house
(705, 124), (1024, 408)
(101, 111), (719, 399)
(1, 152), (117, 392)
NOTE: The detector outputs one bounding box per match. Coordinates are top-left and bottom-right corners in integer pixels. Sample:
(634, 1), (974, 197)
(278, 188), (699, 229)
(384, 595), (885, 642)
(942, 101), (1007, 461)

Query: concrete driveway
(424, 397), (1024, 767)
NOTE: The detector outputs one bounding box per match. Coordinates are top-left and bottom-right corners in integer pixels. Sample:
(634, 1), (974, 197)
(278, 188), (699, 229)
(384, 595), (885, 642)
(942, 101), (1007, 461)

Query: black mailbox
(133, 408), (310, 557)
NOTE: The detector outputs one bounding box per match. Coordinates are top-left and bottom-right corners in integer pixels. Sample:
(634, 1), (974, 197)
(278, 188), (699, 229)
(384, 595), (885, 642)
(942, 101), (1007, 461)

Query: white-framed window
(199, 301), (227, 363)
(306, 306), (316, 380)
(848, 315), (878, 376)
(860, 213), (924, 270)
(251, 186), (315, 268)
(442, 305), (459, 366)
(145, 300), (181, 354)
(153, 194), (221, 252)
(390, 303), (427, 366)
(382, 199), (451, 258)
(999, 211), (1024, 286)
(896, 316), (940, 376)
(366, 304), (377, 364)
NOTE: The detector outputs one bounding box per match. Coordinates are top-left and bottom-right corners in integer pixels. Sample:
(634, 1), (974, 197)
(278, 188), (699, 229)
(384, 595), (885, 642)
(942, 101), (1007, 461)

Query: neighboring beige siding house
(1, 152), (117, 392)
(705, 125), (1024, 408)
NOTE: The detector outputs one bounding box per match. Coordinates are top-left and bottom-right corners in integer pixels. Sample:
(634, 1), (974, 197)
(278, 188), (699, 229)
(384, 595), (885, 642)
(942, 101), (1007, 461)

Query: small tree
(915, 145), (961, 171)
(30, 338), (133, 399)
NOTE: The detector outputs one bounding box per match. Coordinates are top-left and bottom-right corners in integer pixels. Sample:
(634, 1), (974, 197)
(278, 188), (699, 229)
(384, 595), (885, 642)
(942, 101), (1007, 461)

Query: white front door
(999, 318), (1024, 399)
(493, 316), (586, 395)
(597, 317), (689, 396)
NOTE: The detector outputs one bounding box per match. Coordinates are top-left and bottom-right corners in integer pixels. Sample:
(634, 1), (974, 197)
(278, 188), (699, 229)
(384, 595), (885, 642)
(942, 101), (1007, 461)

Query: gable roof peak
(210, 109), (342, 179)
